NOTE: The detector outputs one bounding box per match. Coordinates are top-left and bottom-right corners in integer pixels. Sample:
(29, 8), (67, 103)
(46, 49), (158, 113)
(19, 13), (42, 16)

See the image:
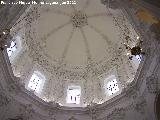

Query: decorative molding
(71, 11), (88, 28)
(134, 97), (147, 114)
(146, 74), (159, 94)
(8, 2), (139, 105)
(99, 108), (126, 120)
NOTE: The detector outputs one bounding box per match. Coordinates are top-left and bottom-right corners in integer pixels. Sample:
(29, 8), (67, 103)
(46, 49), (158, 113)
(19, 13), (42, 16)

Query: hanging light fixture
(105, 6), (145, 60)
(124, 40), (145, 60)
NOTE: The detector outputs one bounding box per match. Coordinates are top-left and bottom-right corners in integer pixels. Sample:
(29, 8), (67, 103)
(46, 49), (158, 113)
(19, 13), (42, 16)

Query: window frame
(66, 85), (81, 105)
(99, 69), (122, 102)
(130, 55), (142, 70)
(104, 76), (120, 96)
(64, 81), (84, 107)
(7, 41), (17, 57)
(6, 35), (22, 62)
(26, 71), (45, 95)
(103, 74), (122, 100)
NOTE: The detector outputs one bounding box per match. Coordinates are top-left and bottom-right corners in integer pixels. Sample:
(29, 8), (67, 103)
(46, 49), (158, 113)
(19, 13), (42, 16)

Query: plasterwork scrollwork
(111, 10), (139, 47)
(96, 94), (148, 120)
(124, 87), (138, 100)
(9, 3), (139, 105)
(98, 108), (126, 120)
(23, 5), (136, 74)
(0, 1), (158, 120)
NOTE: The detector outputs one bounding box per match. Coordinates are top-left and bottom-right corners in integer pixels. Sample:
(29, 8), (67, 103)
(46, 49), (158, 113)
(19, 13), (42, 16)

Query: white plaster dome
(10, 0), (140, 107)
(34, 0), (119, 69)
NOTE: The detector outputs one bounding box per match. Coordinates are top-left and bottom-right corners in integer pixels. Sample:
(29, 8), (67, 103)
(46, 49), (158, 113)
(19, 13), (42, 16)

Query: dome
(9, 0), (141, 107)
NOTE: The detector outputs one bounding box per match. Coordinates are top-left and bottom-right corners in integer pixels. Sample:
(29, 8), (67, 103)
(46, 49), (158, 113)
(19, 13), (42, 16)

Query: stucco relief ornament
(107, 108), (126, 120)
(71, 11), (88, 28)
(25, 5), (40, 24)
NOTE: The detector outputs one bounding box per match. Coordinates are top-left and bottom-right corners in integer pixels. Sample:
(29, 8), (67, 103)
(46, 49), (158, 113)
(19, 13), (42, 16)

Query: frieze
(21, 4), (137, 78)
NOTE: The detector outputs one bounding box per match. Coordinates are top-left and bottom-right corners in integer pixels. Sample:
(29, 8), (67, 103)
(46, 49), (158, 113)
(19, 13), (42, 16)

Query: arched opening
(156, 93), (160, 120)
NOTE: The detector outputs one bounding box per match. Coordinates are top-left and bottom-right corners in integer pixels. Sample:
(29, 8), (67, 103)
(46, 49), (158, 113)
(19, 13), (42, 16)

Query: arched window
(135, 55), (142, 62)
(6, 36), (22, 61)
(27, 71), (45, 94)
(104, 75), (121, 97)
(106, 78), (119, 95)
(131, 55), (142, 70)
(7, 41), (17, 57)
(66, 85), (81, 104)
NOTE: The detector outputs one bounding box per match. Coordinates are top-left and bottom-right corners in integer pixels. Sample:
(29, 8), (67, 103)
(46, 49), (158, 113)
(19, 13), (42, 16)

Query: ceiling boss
(71, 11), (88, 28)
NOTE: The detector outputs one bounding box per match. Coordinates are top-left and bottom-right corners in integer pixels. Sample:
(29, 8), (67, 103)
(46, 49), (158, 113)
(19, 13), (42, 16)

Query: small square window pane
(28, 73), (42, 93)
(105, 79), (119, 96)
(7, 41), (17, 57)
(67, 86), (81, 104)
(135, 55), (142, 62)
